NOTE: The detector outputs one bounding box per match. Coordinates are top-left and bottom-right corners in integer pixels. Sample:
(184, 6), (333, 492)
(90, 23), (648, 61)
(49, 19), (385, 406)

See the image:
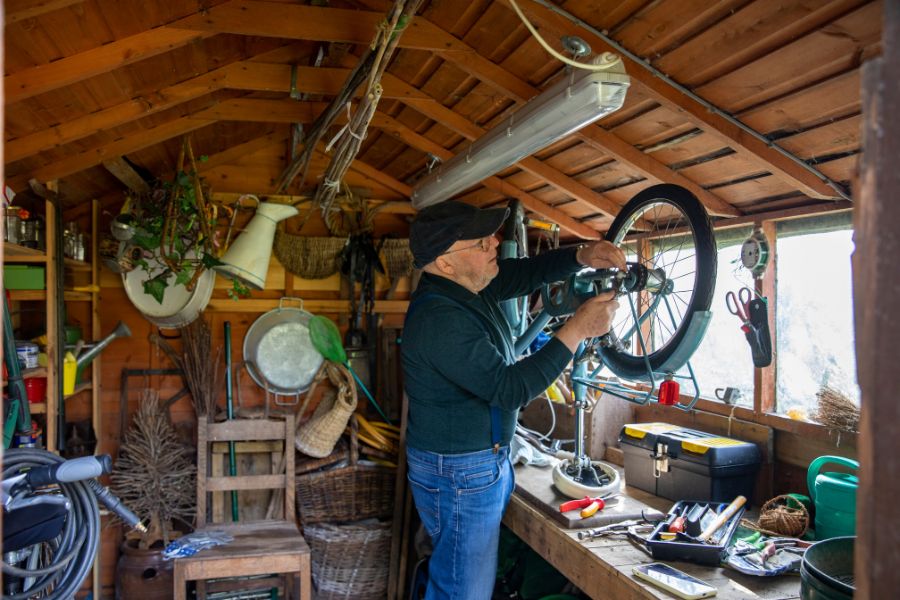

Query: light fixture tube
(411, 56), (630, 209)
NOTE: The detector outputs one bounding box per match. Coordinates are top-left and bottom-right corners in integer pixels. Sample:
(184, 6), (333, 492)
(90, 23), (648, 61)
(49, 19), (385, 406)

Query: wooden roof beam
(6, 117), (216, 192)
(4, 27), (216, 104)
(500, 0), (841, 201)
(102, 157), (151, 195)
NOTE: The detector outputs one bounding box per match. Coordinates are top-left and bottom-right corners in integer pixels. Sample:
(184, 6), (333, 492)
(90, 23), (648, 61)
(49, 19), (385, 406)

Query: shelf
(64, 383), (92, 398)
(3, 242), (47, 262)
(64, 291), (93, 301)
(29, 403), (47, 414)
(7, 289), (46, 301)
(65, 258), (92, 271)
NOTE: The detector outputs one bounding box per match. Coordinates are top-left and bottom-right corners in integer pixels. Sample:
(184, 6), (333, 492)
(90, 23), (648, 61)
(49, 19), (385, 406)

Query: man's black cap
(409, 201), (509, 269)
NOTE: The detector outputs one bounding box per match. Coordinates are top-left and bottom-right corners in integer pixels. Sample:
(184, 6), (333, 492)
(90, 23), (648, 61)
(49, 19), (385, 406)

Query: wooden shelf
(64, 291), (93, 302)
(8, 289), (46, 301)
(29, 402), (47, 414)
(65, 257), (92, 271)
(64, 383), (92, 398)
(3, 242), (47, 261)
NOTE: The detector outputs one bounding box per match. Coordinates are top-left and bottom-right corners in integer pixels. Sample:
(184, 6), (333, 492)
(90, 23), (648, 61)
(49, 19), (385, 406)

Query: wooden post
(854, 1), (900, 596)
(754, 219), (777, 415)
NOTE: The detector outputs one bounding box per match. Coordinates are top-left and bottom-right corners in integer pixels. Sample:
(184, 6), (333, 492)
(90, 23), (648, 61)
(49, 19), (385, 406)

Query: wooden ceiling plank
(501, 0), (842, 200)
(192, 99), (326, 123)
(576, 121), (740, 216)
(6, 117), (216, 192)
(6, 66), (230, 162)
(4, 27), (216, 104)
(4, 0), (86, 24)
(613, 0), (747, 59)
(102, 156), (151, 194)
(695, 2), (882, 112)
(654, 0), (869, 87)
(173, 0), (446, 51)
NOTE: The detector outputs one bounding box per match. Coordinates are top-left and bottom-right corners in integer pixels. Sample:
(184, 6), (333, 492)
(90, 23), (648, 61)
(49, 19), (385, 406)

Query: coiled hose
(2, 448), (100, 600)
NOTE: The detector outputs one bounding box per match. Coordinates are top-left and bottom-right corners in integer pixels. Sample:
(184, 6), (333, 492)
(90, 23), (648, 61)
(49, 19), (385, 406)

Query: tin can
(15, 342), (40, 369)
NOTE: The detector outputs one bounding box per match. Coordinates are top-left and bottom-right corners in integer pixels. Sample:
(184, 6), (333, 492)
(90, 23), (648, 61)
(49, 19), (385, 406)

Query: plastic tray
(644, 500), (745, 566)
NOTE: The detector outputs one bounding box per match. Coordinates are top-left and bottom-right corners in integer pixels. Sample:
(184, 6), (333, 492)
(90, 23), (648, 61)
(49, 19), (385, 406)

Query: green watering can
(807, 455), (859, 540)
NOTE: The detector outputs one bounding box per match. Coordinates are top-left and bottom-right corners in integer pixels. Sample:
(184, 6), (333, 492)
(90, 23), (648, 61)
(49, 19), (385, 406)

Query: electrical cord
(2, 448), (100, 600)
(507, 0), (621, 71)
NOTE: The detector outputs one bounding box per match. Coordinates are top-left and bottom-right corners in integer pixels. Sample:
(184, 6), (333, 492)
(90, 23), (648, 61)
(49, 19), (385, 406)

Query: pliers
(559, 496), (606, 518)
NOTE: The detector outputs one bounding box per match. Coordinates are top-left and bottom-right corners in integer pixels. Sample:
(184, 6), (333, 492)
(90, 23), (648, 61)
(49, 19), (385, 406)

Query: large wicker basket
(295, 416), (396, 525)
(305, 520), (392, 600)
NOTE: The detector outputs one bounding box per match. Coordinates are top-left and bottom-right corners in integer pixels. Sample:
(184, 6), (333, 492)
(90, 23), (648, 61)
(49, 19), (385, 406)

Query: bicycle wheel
(597, 184), (717, 380)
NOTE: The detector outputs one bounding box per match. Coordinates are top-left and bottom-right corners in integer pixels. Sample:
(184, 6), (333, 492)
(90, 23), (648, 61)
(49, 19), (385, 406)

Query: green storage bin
(3, 265), (46, 290)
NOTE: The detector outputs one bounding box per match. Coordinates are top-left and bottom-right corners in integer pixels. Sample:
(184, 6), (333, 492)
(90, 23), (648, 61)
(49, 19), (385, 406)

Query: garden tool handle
(697, 495), (746, 542)
(806, 455), (860, 502)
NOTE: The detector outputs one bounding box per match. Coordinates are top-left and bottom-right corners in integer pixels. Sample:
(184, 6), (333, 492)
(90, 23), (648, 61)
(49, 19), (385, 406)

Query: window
(689, 229), (755, 407)
(775, 222), (859, 416)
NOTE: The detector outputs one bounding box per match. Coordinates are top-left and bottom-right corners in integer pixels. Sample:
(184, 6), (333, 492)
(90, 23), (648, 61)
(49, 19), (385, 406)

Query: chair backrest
(196, 415), (295, 527)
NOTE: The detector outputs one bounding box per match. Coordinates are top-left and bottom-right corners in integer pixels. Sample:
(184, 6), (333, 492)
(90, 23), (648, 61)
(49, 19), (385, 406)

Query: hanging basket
(295, 415), (395, 525)
(304, 519), (392, 600)
(295, 363), (357, 458)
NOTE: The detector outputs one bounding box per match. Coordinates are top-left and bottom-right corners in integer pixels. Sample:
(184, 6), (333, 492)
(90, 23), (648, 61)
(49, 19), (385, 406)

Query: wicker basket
(305, 520), (392, 600)
(296, 416), (396, 525)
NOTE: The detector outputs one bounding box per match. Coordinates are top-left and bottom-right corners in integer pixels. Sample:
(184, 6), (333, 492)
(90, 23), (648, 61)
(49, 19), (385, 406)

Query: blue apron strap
(490, 406), (501, 454)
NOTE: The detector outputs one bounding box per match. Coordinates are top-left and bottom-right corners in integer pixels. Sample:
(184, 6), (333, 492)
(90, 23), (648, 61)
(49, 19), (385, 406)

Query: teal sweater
(401, 247), (582, 454)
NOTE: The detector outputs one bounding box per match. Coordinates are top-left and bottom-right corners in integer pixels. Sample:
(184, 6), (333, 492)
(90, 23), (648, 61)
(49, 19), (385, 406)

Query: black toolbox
(644, 499), (746, 566)
(619, 423), (761, 503)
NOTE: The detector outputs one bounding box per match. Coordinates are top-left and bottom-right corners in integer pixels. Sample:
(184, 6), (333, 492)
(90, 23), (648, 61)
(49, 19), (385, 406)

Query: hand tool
(698, 495), (746, 542)
(726, 287), (753, 332)
(558, 495), (605, 517)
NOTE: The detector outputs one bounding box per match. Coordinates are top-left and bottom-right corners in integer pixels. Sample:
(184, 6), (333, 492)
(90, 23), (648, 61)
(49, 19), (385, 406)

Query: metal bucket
(800, 536), (854, 600)
(242, 297), (324, 397)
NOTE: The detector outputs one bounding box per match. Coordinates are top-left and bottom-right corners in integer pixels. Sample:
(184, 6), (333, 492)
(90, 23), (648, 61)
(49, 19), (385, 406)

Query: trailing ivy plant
(128, 164), (251, 304)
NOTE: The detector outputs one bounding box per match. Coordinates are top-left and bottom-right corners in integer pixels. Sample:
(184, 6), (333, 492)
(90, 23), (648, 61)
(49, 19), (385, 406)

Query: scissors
(726, 287), (753, 326)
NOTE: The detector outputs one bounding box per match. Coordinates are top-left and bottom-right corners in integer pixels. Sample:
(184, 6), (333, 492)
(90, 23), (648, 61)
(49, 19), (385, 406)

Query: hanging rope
(312, 0), (424, 213)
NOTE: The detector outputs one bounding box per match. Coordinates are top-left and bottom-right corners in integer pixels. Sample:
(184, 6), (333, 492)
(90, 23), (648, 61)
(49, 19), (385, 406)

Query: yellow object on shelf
(63, 352), (77, 395)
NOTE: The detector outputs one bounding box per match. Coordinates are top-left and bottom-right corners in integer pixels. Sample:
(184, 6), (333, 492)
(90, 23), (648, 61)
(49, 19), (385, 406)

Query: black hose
(2, 448), (99, 600)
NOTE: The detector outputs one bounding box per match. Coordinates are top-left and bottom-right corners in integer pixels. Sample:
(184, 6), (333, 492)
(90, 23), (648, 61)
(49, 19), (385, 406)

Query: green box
(3, 265), (46, 290)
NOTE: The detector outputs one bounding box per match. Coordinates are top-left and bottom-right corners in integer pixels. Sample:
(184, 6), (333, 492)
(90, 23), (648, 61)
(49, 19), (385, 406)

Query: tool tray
(644, 500), (745, 566)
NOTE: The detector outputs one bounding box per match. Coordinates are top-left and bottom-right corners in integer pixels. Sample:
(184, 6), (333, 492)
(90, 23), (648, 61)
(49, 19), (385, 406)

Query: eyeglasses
(440, 237), (492, 256)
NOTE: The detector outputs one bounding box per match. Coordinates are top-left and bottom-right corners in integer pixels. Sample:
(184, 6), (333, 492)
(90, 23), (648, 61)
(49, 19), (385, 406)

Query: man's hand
(556, 292), (619, 352)
(576, 240), (627, 271)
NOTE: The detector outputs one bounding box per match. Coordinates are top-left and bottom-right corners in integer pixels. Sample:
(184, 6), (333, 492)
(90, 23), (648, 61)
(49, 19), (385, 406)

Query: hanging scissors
(726, 287), (753, 328)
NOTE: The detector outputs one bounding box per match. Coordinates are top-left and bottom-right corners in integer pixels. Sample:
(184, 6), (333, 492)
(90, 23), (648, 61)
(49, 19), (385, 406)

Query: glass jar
(4, 207), (21, 244)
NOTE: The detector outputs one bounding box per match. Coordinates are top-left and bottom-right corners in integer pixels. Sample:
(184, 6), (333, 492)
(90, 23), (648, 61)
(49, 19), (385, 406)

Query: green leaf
(132, 231), (161, 250)
(200, 253), (223, 269)
(143, 276), (168, 305)
(174, 268), (193, 287)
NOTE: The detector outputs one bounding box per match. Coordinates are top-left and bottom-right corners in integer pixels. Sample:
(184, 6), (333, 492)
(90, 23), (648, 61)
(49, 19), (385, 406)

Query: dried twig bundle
(813, 385), (860, 432)
(111, 390), (196, 545)
(182, 315), (222, 418)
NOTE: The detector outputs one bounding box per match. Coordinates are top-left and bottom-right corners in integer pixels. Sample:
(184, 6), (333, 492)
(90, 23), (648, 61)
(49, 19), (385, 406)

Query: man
(401, 200), (625, 600)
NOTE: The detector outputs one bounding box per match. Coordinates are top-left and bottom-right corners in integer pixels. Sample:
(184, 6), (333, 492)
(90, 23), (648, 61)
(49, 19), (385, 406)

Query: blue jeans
(406, 445), (515, 600)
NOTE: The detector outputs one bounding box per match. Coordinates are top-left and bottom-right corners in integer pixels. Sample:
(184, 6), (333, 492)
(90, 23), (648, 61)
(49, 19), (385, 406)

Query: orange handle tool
(580, 499), (604, 518)
(668, 515), (686, 533)
(559, 496), (605, 513)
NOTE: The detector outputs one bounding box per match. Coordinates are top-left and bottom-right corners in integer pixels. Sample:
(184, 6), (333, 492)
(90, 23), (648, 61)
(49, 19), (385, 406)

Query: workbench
(502, 463), (802, 599)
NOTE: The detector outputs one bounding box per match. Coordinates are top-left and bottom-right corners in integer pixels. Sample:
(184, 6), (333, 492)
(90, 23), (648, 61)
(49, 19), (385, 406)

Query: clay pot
(115, 539), (173, 599)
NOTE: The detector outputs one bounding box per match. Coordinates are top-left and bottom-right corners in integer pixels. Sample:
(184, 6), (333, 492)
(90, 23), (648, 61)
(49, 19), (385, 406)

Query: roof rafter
(501, 0), (840, 201)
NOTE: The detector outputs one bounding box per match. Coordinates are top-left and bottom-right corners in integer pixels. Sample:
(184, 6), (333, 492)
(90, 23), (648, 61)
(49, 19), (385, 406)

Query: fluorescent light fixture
(411, 56), (630, 209)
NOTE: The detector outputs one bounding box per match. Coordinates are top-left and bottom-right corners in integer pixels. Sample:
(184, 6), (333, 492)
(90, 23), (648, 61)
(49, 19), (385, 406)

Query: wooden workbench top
(503, 463), (801, 599)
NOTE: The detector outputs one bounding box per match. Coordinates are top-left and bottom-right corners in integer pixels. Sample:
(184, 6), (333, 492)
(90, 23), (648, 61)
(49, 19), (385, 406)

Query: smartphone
(632, 563), (717, 599)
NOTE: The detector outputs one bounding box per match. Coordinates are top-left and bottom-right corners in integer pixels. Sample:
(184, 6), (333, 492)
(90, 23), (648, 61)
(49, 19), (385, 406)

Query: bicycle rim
(597, 184), (716, 380)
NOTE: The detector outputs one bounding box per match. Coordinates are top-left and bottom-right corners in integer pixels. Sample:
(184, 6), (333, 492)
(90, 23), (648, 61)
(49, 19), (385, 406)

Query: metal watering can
(807, 455), (859, 540)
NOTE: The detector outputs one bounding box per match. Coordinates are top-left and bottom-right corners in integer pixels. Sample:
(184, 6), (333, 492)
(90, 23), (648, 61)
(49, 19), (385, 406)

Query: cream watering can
(214, 198), (298, 290)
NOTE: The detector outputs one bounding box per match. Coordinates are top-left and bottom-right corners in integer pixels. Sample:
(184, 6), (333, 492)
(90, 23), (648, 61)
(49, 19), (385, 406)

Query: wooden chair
(173, 416), (311, 600)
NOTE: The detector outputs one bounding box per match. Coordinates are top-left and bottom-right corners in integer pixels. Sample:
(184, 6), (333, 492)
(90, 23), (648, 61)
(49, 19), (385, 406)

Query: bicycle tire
(597, 184), (717, 380)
